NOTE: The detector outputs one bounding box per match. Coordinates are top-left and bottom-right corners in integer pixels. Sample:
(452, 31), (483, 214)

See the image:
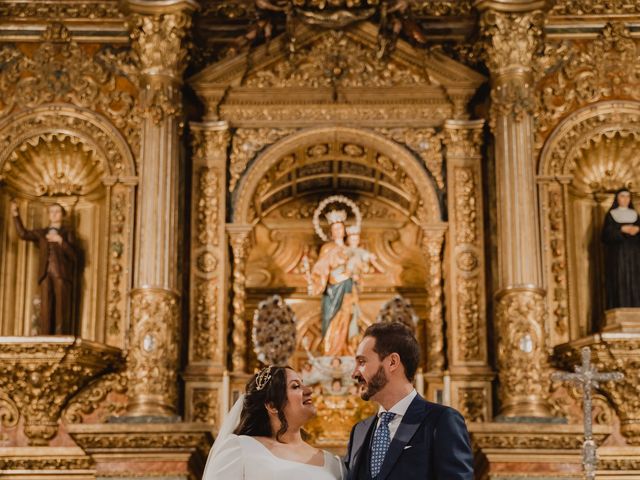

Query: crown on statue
(325, 209), (347, 225)
(346, 225), (360, 235)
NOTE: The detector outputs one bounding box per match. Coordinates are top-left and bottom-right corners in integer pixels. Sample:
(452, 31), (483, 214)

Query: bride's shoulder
(322, 451), (346, 479)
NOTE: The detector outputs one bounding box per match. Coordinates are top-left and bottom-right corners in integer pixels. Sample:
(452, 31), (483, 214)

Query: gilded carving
(0, 23), (139, 153)
(537, 23), (640, 142)
(0, 2), (124, 19)
(229, 228), (253, 372)
(130, 12), (193, 123)
(63, 372), (127, 424)
(229, 128), (296, 192)
(454, 167), (477, 244)
(193, 281), (218, 361)
(192, 388), (219, 424)
(495, 289), (551, 417)
(196, 167), (221, 247)
(0, 339), (121, 445)
(244, 31), (430, 89)
(472, 433), (598, 450)
(546, 186), (569, 336)
(421, 227), (446, 373)
(479, 10), (544, 125)
(106, 188), (130, 342)
(220, 105), (453, 126)
(4, 134), (104, 196)
(374, 128), (444, 190)
(0, 105), (136, 182)
(0, 457), (93, 470)
(0, 390), (19, 428)
(190, 127), (229, 364)
(127, 288), (180, 416)
(457, 277), (481, 361)
(551, 1), (640, 15)
(459, 387), (486, 422)
(557, 340), (640, 445)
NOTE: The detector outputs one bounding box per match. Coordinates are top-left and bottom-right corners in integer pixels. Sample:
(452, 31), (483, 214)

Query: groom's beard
(360, 366), (388, 401)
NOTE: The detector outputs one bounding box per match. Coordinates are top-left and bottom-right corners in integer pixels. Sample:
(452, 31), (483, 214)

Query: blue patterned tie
(370, 412), (396, 479)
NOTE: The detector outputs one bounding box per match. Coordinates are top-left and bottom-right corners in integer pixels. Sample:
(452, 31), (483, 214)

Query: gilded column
(227, 225), (253, 373)
(184, 122), (231, 423)
(477, 0), (552, 417)
(125, 0), (197, 417)
(443, 119), (494, 422)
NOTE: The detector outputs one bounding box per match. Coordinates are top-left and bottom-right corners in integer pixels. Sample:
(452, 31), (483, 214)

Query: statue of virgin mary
(601, 188), (640, 309)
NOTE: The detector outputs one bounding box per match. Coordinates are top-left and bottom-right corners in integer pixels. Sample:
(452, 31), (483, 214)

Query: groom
(346, 322), (474, 480)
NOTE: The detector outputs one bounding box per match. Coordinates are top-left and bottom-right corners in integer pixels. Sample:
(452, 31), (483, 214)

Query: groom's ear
(387, 352), (402, 373)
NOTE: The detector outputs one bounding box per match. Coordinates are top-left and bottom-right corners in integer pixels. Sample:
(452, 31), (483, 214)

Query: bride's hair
(234, 366), (292, 441)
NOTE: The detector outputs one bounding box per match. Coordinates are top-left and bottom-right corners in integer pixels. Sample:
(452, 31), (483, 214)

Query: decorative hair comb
(256, 366), (273, 391)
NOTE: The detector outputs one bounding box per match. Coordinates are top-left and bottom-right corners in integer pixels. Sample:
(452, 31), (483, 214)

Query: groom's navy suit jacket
(345, 395), (474, 480)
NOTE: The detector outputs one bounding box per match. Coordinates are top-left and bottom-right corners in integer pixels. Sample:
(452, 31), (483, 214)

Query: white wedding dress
(203, 434), (345, 480)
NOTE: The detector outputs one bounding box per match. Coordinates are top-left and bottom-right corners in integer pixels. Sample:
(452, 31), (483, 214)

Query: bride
(202, 365), (345, 479)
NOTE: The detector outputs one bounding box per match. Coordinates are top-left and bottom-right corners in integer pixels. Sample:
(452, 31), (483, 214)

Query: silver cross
(552, 346), (624, 480)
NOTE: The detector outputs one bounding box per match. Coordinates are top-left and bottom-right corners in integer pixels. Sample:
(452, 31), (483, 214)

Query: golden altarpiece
(0, 1), (639, 479)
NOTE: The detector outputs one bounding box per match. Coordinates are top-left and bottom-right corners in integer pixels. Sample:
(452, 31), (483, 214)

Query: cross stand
(552, 346), (624, 480)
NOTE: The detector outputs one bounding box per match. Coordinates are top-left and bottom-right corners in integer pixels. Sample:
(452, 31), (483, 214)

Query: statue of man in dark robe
(10, 200), (77, 335)
(601, 188), (640, 309)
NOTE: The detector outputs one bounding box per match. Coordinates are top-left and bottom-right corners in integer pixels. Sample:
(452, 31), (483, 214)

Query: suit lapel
(351, 415), (376, 478)
(377, 395), (427, 480)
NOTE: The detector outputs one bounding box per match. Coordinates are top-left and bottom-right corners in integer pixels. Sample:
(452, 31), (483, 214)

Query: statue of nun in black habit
(601, 188), (640, 309)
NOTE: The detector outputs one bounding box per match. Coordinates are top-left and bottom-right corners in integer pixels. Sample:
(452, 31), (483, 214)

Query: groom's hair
(364, 322), (420, 381)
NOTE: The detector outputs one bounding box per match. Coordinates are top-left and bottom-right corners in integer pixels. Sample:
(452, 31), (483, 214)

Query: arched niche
(0, 105), (137, 347)
(231, 126), (443, 367)
(538, 100), (640, 342)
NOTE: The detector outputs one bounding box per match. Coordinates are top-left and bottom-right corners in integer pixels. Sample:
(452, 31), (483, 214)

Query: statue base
(603, 308), (640, 332)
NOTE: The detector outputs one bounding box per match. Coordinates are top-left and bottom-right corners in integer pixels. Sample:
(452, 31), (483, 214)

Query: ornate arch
(538, 100), (640, 344)
(232, 126), (441, 224)
(0, 103), (136, 346)
(539, 100), (640, 178)
(0, 104), (137, 184)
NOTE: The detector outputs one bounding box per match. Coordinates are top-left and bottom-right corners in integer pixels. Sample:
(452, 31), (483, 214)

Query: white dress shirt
(375, 389), (418, 441)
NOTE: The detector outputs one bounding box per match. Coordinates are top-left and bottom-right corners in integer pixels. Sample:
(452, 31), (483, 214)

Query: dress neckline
(242, 435), (327, 469)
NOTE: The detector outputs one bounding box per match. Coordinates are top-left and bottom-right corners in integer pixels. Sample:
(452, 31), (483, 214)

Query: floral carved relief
(127, 289), (180, 415)
(0, 23), (140, 154)
(495, 289), (551, 416)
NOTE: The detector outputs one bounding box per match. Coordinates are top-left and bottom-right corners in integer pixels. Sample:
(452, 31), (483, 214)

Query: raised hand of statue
(10, 199), (19, 217)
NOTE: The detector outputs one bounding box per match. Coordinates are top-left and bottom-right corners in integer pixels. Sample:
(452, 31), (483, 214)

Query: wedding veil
(202, 394), (245, 471)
